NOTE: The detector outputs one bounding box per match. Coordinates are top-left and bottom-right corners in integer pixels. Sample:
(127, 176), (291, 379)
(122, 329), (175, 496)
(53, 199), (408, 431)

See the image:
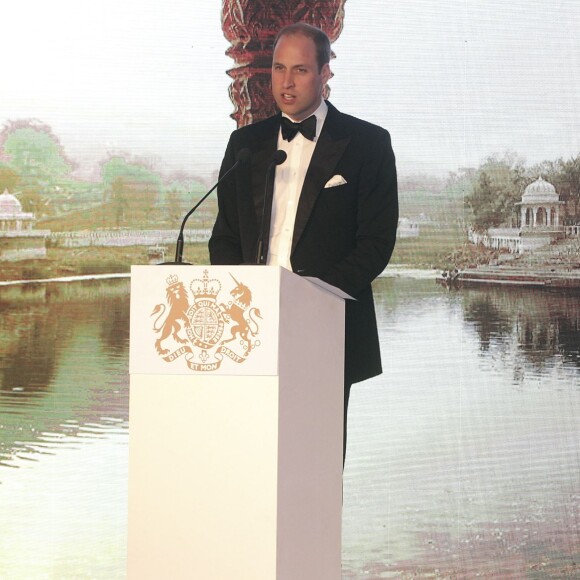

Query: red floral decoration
(222, 0), (346, 126)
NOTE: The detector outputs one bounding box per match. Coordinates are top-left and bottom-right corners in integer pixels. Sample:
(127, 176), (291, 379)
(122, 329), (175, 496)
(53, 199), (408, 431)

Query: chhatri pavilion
(517, 176), (565, 230)
(470, 176), (569, 254)
(0, 189), (51, 261)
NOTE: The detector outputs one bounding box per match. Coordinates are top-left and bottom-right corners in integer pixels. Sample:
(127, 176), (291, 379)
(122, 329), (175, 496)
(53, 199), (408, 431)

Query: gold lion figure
(151, 281), (191, 355)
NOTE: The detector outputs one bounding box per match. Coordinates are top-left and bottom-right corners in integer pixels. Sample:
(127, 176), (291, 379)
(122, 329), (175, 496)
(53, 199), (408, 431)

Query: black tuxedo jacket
(209, 101), (398, 384)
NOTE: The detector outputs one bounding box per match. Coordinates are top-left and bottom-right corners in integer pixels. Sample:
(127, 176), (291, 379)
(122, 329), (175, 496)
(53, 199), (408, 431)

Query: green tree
(0, 165), (20, 193)
(164, 177), (208, 227)
(101, 154), (163, 226)
(110, 177), (129, 226)
(531, 155), (580, 223)
(465, 153), (526, 230)
(0, 119), (76, 216)
(1, 120), (74, 186)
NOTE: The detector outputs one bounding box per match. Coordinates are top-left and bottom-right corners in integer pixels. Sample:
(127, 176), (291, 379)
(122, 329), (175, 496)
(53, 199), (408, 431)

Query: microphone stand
(161, 149), (250, 265)
(255, 150), (287, 264)
(172, 182), (219, 265)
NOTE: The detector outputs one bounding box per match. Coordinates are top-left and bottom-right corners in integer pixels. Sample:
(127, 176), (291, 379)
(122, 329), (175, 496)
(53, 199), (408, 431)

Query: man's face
(271, 33), (331, 121)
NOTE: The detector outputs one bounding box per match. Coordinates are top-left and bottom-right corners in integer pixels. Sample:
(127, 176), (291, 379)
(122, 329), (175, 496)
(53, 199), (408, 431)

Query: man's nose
(282, 71), (294, 87)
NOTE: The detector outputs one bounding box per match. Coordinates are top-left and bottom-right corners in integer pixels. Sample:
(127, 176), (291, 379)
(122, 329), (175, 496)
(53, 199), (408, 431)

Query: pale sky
(3, 0), (579, 181)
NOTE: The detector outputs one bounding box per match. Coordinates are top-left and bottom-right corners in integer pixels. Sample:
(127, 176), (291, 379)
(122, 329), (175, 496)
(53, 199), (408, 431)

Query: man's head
(271, 23), (332, 121)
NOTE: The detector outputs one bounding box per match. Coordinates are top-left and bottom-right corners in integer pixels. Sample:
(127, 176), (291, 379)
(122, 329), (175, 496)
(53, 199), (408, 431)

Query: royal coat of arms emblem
(150, 270), (262, 371)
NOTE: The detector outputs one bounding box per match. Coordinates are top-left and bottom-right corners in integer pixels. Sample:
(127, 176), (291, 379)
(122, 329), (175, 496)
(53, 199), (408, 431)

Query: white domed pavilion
(517, 176), (564, 229)
(470, 176), (568, 254)
(0, 189), (36, 231)
(0, 189), (50, 261)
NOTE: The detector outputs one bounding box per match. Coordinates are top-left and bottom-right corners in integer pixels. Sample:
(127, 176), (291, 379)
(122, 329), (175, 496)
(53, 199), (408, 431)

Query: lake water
(1, 276), (578, 578)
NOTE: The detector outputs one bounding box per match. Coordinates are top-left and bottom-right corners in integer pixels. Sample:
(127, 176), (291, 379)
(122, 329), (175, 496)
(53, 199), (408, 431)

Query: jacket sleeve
(208, 134), (244, 265)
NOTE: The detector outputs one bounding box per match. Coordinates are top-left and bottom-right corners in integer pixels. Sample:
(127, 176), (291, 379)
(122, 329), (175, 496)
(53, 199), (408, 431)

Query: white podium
(128, 265), (348, 580)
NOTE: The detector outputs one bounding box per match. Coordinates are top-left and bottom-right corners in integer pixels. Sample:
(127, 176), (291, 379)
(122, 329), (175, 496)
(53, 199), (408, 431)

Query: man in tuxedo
(209, 23), (398, 461)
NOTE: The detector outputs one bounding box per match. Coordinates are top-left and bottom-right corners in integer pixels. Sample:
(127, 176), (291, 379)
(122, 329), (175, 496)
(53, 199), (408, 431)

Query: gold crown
(166, 274), (179, 287)
(191, 269), (221, 300)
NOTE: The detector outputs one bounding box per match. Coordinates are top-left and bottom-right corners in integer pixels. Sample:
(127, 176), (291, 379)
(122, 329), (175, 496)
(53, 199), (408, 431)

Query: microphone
(269, 149), (288, 166)
(165, 148), (251, 265)
(256, 150), (287, 264)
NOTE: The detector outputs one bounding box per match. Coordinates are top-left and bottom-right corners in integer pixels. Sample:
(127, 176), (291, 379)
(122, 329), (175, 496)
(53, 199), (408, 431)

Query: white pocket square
(324, 174), (347, 188)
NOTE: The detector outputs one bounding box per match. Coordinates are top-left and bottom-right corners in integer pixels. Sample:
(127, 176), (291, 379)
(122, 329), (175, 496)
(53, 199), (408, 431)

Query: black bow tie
(281, 115), (317, 142)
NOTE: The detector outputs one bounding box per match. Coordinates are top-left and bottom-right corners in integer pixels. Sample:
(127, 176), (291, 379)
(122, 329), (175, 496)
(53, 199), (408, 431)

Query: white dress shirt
(266, 100), (328, 269)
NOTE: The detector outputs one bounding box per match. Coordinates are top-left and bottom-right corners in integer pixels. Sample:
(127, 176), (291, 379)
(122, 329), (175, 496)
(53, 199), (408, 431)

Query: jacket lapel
(250, 117), (280, 235)
(291, 102), (351, 254)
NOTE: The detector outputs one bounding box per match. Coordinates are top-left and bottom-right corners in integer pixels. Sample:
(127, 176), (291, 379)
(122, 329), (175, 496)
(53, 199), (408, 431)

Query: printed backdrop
(1, 1), (579, 578)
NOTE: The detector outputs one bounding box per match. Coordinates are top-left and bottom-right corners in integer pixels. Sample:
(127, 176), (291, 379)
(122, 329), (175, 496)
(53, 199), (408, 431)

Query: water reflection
(0, 279), (130, 471)
(461, 286), (580, 380)
(344, 278), (579, 578)
(0, 276), (578, 579)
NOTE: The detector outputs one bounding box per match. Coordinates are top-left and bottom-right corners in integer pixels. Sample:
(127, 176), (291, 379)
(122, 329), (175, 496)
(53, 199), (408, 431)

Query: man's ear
(321, 63), (331, 84)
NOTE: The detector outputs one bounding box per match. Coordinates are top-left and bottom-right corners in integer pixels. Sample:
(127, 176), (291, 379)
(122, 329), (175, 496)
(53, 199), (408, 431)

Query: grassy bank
(389, 224), (464, 269)
(388, 223), (500, 270)
(0, 243), (211, 282)
(1, 224), (495, 283)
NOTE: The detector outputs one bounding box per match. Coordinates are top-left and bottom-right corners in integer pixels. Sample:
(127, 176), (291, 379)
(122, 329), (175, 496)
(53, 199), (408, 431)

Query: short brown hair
(273, 23), (331, 71)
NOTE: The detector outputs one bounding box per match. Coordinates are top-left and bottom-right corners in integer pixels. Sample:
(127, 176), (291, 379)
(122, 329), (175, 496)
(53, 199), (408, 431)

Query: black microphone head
(272, 149), (287, 166)
(237, 148), (251, 164)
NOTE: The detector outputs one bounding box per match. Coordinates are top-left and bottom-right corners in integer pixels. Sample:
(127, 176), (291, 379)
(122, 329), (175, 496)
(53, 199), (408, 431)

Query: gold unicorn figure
(220, 274), (262, 356)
